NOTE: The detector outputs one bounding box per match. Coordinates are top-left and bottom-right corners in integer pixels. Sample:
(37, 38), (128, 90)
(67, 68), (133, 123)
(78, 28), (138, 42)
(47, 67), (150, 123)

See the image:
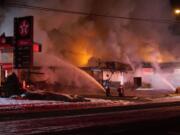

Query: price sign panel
(14, 16), (33, 68)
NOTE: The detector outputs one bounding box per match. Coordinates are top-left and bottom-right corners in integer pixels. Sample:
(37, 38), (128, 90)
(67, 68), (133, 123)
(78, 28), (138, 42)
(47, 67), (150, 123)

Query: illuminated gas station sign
(14, 16), (34, 68)
(14, 16), (33, 45)
(19, 19), (30, 36)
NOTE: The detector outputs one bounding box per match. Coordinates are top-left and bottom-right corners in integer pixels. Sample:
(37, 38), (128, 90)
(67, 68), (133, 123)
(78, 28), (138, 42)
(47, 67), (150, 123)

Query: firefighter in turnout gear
(117, 83), (124, 97)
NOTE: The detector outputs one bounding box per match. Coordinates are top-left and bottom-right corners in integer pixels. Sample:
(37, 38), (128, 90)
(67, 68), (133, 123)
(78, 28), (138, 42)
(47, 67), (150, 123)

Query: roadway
(1, 101), (180, 134)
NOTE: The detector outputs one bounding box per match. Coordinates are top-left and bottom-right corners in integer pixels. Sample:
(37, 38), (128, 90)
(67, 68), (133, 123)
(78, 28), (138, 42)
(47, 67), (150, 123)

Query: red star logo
(19, 20), (29, 36)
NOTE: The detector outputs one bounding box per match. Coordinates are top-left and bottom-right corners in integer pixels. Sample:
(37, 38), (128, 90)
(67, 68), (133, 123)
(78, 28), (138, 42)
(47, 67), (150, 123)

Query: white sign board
(0, 50), (13, 64)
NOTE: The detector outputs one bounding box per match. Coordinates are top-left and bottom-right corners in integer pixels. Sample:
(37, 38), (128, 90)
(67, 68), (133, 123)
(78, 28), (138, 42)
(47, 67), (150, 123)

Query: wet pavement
(1, 101), (180, 134)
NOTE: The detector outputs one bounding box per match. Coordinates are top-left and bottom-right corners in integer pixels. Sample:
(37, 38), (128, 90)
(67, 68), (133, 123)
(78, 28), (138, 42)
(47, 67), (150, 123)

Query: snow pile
(0, 98), (62, 106)
(0, 97), (138, 113)
(89, 98), (135, 106)
(20, 90), (89, 102)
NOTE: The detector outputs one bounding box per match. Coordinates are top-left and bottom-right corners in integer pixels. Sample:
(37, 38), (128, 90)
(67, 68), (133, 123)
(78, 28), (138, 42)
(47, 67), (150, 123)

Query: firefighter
(117, 84), (124, 97)
(103, 79), (111, 97)
(105, 85), (111, 97)
(104, 74), (111, 97)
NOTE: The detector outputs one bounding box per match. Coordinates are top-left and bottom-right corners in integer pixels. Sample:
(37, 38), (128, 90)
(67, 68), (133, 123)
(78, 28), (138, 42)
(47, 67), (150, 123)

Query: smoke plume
(1, 0), (180, 92)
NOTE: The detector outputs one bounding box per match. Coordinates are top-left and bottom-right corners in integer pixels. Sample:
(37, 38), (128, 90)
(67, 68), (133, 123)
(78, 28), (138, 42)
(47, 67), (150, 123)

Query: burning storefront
(133, 62), (180, 91)
(82, 59), (180, 93)
(81, 60), (133, 90)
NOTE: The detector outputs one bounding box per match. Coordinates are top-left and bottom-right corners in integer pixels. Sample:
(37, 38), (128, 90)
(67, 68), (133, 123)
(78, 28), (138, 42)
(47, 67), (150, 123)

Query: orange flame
(71, 38), (92, 66)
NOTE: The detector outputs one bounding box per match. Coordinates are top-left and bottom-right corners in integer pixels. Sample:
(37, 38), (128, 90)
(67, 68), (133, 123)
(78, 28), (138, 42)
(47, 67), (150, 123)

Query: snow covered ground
(0, 97), (137, 113)
(0, 95), (180, 113)
(0, 89), (179, 114)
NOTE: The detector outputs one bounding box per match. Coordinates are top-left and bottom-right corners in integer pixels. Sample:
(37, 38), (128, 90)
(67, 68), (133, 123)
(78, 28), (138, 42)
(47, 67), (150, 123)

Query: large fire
(80, 52), (92, 66)
(139, 44), (175, 63)
(71, 38), (92, 66)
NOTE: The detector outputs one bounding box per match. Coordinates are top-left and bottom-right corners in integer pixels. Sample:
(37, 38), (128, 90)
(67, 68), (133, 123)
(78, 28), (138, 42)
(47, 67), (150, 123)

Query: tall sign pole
(14, 16), (34, 82)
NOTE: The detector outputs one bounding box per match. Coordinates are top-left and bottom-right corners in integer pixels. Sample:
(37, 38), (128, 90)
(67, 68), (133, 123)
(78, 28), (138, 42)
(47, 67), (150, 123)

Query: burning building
(0, 0), (180, 96)
(81, 60), (132, 89)
(133, 62), (180, 91)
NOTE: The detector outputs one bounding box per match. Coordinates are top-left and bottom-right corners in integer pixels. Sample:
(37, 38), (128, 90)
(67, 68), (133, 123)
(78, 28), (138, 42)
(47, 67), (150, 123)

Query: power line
(5, 2), (180, 24)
